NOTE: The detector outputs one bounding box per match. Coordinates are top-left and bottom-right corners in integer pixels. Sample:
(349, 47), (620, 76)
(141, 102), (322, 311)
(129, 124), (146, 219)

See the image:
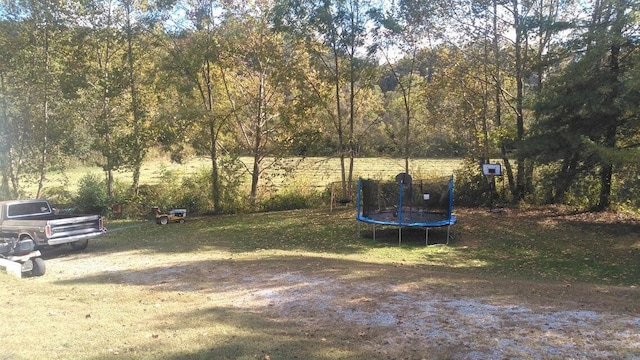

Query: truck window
(7, 202), (51, 217)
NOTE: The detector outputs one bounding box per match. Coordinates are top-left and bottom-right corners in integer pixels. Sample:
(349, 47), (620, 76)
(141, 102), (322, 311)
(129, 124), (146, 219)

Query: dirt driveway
(39, 241), (640, 360)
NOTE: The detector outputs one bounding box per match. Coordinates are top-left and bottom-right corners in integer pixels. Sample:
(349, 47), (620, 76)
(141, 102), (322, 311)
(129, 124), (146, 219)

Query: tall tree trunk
(595, 0), (624, 211)
(403, 50), (416, 175)
(125, 0), (143, 197)
(206, 59), (220, 212)
(249, 70), (266, 209)
(0, 71), (10, 199)
(493, 0), (515, 195)
(36, 12), (51, 199)
(513, 0), (526, 201)
(209, 119), (220, 212)
(348, 52), (356, 201)
(332, 47), (347, 200)
(106, 170), (114, 198)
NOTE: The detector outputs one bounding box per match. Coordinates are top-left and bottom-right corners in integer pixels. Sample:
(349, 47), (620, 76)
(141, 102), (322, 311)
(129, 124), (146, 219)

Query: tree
(0, 0), (72, 198)
(530, 0), (640, 209)
(69, 0), (130, 200)
(274, 0), (378, 200)
(159, 0), (228, 212)
(370, 0), (446, 174)
(123, 0), (148, 197)
(218, 1), (309, 208)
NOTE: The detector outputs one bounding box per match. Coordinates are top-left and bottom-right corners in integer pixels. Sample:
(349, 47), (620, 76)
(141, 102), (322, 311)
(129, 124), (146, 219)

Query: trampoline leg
(398, 227), (402, 245)
(446, 225), (451, 245)
(373, 225), (376, 242)
(425, 228), (429, 246)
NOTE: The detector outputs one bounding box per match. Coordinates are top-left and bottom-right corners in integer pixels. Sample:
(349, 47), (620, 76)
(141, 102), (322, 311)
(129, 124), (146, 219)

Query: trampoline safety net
(357, 176), (456, 228)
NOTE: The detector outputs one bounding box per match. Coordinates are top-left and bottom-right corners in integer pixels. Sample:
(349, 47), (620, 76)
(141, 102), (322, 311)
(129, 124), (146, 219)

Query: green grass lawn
(101, 206), (640, 286)
(1, 206), (639, 359)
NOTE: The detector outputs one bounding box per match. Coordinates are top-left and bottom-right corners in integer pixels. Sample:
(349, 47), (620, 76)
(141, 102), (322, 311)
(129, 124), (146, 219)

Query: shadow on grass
(49, 253), (640, 360)
(155, 306), (376, 360)
(359, 226), (453, 246)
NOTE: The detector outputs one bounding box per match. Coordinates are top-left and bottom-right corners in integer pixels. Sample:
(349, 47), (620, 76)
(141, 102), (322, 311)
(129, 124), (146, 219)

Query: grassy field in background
(36, 157), (463, 197)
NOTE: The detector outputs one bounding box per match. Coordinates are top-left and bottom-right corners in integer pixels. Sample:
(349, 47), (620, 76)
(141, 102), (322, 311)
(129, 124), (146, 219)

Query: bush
(175, 170), (213, 215)
(453, 158), (491, 207)
(40, 185), (74, 207)
(217, 155), (250, 213)
(613, 164), (640, 212)
(74, 174), (109, 214)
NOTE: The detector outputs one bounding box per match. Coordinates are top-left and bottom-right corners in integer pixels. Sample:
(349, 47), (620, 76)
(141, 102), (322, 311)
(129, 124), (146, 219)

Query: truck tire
(31, 257), (46, 276)
(70, 239), (89, 251)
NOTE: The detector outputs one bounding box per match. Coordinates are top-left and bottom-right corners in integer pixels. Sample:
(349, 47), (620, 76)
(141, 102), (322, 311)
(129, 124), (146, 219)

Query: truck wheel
(70, 239), (89, 251)
(159, 217), (168, 225)
(31, 257), (46, 277)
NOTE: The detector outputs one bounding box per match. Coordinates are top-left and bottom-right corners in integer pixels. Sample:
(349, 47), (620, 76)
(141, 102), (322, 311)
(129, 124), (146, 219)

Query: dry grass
(36, 157), (462, 197)
(1, 207), (639, 359)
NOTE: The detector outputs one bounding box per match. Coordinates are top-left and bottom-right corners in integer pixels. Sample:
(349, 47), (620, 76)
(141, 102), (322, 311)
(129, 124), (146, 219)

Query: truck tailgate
(47, 216), (104, 245)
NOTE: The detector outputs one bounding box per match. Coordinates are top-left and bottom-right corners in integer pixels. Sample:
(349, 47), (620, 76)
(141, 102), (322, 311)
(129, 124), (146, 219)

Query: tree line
(0, 0), (638, 212)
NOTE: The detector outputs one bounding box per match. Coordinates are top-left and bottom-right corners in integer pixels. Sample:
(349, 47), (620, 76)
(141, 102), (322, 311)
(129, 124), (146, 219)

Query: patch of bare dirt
(44, 245), (640, 360)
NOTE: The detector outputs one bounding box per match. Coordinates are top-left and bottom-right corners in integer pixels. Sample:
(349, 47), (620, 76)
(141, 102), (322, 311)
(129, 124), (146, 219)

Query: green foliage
(526, 163), (559, 205)
(217, 155), (248, 214)
(40, 185), (74, 206)
(123, 169), (210, 218)
(453, 158), (489, 207)
(612, 164), (640, 212)
(525, 161), (602, 209)
(129, 184), (165, 219)
(115, 159), (248, 218)
(174, 170), (213, 215)
(74, 174), (110, 214)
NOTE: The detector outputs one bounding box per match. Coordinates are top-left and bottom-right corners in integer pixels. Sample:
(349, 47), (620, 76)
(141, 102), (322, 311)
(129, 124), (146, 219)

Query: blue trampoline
(356, 175), (457, 245)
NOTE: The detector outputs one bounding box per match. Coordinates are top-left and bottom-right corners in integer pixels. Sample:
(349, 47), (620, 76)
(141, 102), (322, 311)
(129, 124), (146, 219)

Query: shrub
(217, 155), (248, 213)
(175, 170), (213, 215)
(40, 185), (74, 207)
(613, 164), (640, 212)
(453, 158), (490, 207)
(74, 174), (109, 214)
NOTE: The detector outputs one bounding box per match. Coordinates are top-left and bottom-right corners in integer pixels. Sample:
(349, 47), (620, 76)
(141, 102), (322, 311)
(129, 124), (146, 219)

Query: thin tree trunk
(209, 119), (219, 212)
(125, 0), (143, 197)
(595, 1), (624, 211)
(36, 13), (50, 199)
(205, 59), (220, 212)
(513, 0), (526, 201)
(0, 71), (11, 199)
(249, 70), (266, 209)
(332, 47), (347, 200)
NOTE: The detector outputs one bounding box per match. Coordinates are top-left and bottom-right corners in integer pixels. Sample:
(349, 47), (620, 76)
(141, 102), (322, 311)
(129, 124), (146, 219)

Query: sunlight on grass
(2, 207), (639, 360)
(30, 156), (462, 198)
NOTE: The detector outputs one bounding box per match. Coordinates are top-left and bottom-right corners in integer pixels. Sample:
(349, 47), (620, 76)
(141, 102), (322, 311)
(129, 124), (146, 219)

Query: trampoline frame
(356, 176), (457, 245)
